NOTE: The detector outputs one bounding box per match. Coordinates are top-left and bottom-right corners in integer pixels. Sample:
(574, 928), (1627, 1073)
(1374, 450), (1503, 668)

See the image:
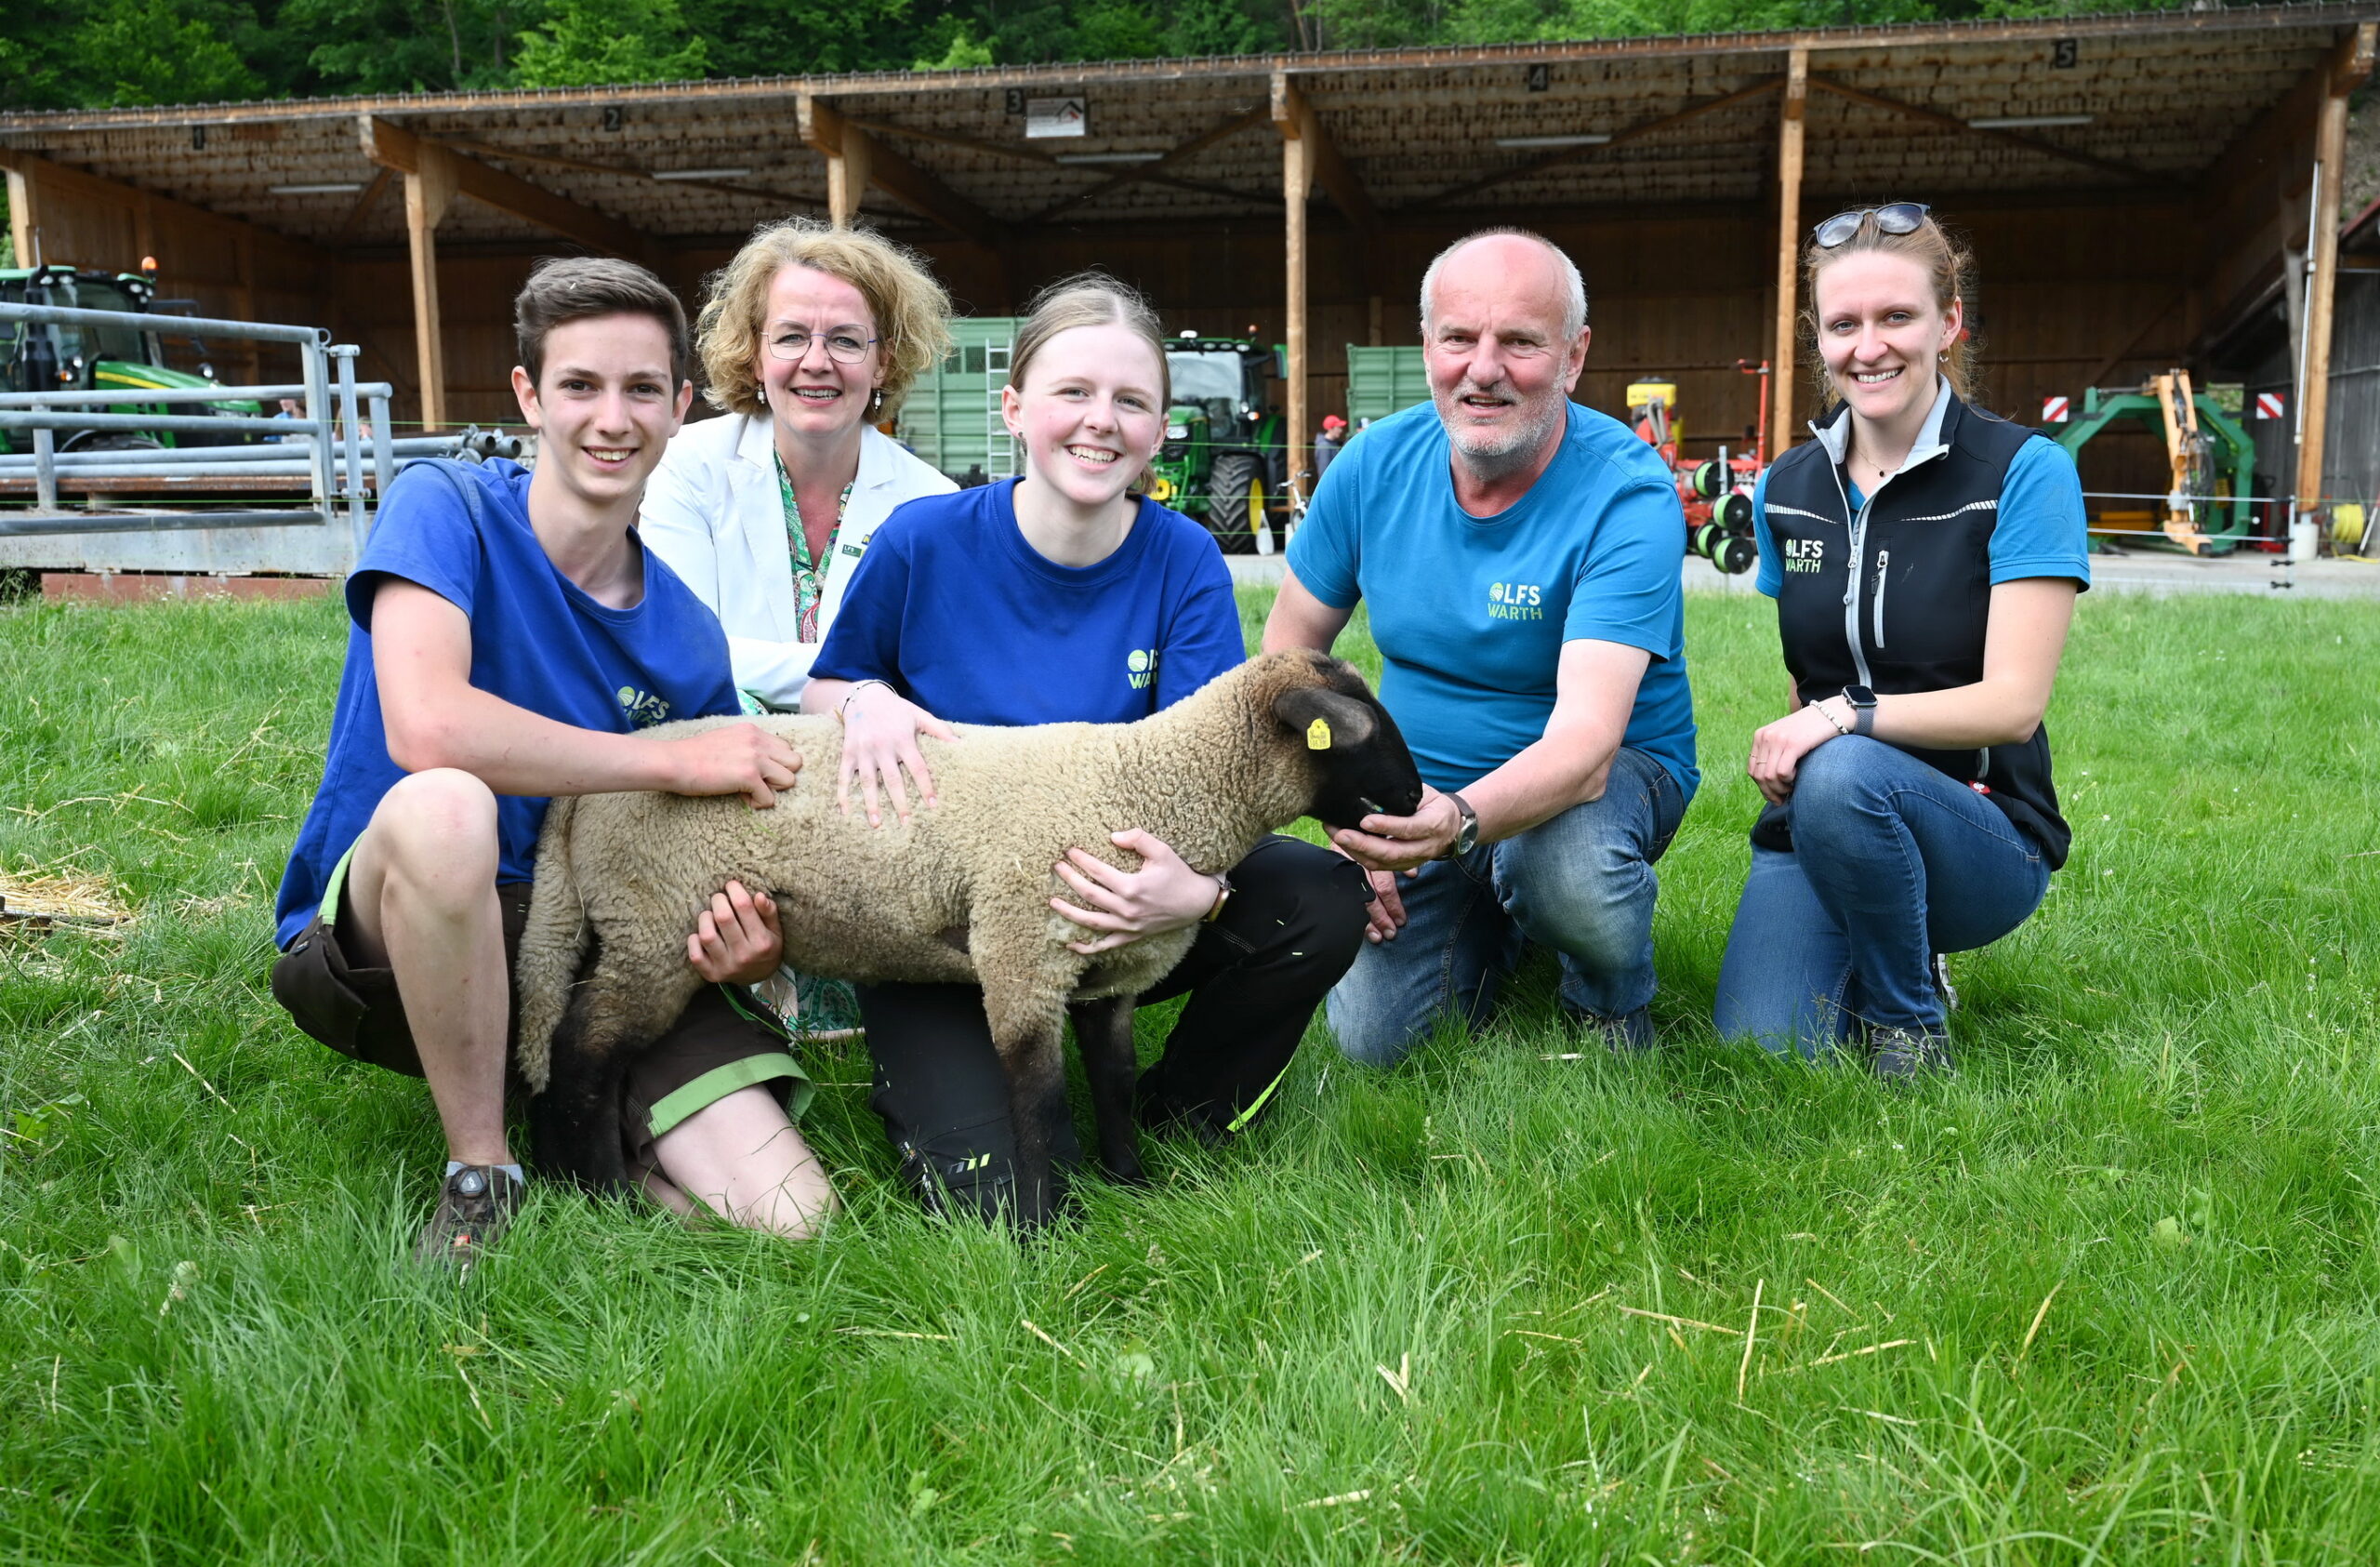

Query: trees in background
(0, 0), (2188, 110)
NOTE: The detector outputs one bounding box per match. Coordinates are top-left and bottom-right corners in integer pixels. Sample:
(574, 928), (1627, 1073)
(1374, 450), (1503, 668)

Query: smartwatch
(1440, 791), (1480, 859)
(1841, 684), (1879, 737)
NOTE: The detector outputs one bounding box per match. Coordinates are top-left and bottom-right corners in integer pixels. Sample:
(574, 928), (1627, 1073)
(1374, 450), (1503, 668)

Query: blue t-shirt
(811, 479), (1245, 725)
(1286, 399), (1699, 800)
(1752, 437), (2092, 597)
(274, 459), (741, 948)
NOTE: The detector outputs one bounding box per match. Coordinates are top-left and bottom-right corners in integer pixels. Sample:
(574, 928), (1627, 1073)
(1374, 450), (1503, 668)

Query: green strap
(1226, 1061), (1292, 1136)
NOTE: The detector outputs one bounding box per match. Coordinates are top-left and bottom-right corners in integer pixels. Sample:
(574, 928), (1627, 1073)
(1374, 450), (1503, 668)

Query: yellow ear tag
(1306, 717), (1332, 750)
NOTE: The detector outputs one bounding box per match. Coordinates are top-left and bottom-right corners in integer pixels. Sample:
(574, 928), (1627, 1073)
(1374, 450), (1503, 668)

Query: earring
(868, 388), (884, 418)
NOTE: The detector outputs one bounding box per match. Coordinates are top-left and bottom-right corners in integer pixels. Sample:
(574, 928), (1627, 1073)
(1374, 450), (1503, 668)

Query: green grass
(3, 586), (2379, 1564)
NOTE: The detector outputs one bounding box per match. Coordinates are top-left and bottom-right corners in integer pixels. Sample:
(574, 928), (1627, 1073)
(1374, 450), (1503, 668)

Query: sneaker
(412, 1165), (523, 1273)
(1870, 1027), (1954, 1083)
(1579, 1006), (1658, 1056)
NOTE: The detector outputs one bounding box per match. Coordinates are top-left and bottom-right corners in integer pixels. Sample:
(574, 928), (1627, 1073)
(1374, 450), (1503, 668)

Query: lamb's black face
(1271, 658), (1425, 831)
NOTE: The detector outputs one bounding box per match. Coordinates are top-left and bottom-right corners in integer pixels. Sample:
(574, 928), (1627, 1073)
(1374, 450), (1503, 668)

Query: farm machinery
(2048, 369), (2254, 555)
(1, 264), (259, 454)
(1627, 364), (1771, 575)
(1147, 333), (1288, 555)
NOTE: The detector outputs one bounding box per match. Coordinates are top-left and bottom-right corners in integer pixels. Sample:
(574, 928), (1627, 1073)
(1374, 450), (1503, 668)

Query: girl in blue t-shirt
(1714, 205), (2089, 1080)
(806, 274), (1371, 1224)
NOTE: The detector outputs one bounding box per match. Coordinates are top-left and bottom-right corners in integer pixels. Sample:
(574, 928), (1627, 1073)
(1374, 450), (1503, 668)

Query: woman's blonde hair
(1004, 272), (1172, 492)
(695, 218), (955, 422)
(1802, 207), (1979, 408)
(1008, 272), (1171, 410)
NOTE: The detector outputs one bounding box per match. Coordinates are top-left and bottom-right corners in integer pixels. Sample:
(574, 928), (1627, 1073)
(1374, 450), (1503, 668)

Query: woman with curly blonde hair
(641, 218), (959, 713)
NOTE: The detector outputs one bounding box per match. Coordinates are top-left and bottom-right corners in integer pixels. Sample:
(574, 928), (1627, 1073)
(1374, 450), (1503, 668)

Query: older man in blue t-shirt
(1263, 229), (1699, 1063)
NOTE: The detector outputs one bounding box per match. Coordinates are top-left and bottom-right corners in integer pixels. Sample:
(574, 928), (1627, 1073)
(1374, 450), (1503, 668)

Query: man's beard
(1439, 379), (1567, 482)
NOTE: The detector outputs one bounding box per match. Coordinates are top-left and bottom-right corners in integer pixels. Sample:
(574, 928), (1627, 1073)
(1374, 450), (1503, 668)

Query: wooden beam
(800, 94), (1000, 247)
(1770, 47), (1807, 460)
(1279, 87), (1316, 511)
(332, 167), (392, 246)
(401, 137), (455, 432)
(2294, 24), (2374, 509)
(1805, 74), (2159, 187)
(359, 113), (651, 260)
(4, 164), (33, 267)
(1273, 74), (1378, 240)
(1416, 76), (1784, 210)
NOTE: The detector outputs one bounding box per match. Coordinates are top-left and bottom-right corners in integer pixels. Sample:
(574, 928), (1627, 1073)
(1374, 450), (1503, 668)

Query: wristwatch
(1439, 791), (1480, 859)
(1841, 684), (1879, 737)
(1203, 870), (1235, 923)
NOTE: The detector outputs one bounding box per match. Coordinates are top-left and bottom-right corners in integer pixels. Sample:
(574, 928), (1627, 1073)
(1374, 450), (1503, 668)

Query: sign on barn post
(2041, 395), (2069, 423)
(2255, 392), (2285, 420)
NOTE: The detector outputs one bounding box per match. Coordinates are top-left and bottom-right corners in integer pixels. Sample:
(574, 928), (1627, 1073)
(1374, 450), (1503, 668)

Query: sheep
(513, 648), (1424, 1223)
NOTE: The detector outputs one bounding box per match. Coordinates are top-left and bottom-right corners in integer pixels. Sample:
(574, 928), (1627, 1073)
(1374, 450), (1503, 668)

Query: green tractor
(1149, 335), (1287, 554)
(1, 265), (260, 455)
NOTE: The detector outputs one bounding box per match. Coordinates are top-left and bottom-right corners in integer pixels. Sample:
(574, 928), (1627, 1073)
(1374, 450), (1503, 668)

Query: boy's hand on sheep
(685, 879), (786, 985)
(665, 724), (803, 808)
(1051, 830), (1225, 955)
(838, 685), (962, 828)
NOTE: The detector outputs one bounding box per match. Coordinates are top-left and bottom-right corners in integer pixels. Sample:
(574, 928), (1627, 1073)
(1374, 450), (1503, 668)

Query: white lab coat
(640, 413), (957, 710)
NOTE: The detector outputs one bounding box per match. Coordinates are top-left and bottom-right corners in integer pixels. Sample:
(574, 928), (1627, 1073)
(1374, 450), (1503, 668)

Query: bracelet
(1811, 697), (1852, 737)
(836, 680), (891, 723)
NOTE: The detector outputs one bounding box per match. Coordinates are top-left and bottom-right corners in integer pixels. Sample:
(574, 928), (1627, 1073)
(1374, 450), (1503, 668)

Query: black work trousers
(859, 833), (1371, 1222)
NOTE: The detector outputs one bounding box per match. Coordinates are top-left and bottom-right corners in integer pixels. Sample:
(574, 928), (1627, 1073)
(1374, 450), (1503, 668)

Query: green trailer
(896, 316), (1021, 485)
(1, 265), (259, 453)
(1346, 345), (1430, 426)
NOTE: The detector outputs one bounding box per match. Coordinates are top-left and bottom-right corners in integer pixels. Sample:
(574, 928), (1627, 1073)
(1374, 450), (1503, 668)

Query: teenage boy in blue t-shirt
(1264, 230), (1699, 1066)
(271, 258), (829, 1270)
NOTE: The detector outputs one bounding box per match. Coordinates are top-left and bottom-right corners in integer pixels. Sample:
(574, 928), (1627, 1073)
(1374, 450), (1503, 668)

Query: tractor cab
(0, 265), (255, 453)
(1151, 334), (1287, 554)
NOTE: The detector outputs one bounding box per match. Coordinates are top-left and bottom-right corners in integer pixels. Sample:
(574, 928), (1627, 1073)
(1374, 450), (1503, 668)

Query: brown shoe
(412, 1165), (523, 1273)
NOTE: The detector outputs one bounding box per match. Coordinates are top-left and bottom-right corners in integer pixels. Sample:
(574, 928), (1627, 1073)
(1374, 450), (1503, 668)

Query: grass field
(3, 583), (2378, 1565)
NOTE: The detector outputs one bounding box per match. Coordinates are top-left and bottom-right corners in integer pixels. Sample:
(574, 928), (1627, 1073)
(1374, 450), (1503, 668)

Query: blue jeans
(1713, 737), (2049, 1056)
(1329, 747), (1686, 1068)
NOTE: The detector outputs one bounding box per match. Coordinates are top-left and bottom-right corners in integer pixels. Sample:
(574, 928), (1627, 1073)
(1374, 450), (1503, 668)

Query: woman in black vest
(1713, 204), (2090, 1079)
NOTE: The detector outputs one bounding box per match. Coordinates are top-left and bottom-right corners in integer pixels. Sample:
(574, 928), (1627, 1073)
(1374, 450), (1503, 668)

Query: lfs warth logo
(1126, 647), (1159, 689)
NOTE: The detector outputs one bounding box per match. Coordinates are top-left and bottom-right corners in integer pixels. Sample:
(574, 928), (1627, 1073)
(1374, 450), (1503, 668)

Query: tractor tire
(1205, 452), (1266, 554)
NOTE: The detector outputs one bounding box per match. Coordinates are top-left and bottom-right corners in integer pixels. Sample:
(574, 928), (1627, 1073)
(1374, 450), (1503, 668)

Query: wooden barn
(2, 3), (2373, 515)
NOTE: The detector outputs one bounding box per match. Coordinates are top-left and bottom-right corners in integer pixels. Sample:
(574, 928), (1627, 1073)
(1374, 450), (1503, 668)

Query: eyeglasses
(765, 328), (879, 364)
(1811, 203), (1933, 250)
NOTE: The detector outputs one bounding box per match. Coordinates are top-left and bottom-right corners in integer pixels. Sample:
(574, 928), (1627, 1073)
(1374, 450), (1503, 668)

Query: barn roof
(2, 4), (2373, 253)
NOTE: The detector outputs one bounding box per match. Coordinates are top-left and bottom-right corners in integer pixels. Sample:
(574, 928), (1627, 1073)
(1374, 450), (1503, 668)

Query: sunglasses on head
(1811, 202), (1933, 249)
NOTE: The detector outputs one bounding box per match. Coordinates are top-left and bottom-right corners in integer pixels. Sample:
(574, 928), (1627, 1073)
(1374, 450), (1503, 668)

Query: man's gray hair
(1418, 228), (1589, 342)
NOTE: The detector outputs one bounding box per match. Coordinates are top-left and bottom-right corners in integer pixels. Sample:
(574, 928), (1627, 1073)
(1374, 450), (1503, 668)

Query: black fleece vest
(1756, 392), (2072, 870)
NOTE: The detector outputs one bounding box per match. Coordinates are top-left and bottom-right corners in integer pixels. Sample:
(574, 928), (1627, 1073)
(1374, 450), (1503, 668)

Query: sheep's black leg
(1069, 996), (1147, 1188)
(527, 989), (635, 1193)
(1001, 1032), (1068, 1231)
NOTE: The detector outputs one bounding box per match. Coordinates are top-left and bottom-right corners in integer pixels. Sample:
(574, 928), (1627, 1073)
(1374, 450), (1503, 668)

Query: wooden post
(801, 97), (873, 230)
(5, 163), (36, 266)
(403, 140), (456, 432)
(2295, 33), (2367, 511)
(1770, 46), (1808, 460)
(1276, 73), (1317, 509)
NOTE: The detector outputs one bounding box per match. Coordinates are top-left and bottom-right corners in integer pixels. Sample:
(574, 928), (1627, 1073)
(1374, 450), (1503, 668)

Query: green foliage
(3, 587), (2379, 1560)
(277, 0), (548, 93)
(513, 0), (707, 87)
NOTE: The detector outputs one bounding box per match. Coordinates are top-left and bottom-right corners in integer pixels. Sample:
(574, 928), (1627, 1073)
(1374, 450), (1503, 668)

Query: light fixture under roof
(267, 181), (366, 195)
(1052, 152), (1165, 166)
(1493, 133), (1612, 150)
(651, 166), (751, 180)
(1967, 114), (2094, 129)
